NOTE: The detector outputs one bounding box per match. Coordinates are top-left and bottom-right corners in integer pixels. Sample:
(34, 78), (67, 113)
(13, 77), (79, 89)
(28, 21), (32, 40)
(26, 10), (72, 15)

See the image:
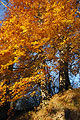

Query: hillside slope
(12, 88), (80, 120)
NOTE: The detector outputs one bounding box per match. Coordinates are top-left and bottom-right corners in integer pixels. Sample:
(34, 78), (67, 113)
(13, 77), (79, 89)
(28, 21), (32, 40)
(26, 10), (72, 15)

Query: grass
(9, 88), (80, 120)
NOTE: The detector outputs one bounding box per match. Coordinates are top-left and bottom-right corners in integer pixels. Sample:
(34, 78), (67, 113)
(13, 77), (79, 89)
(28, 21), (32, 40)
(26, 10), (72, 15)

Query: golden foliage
(0, 0), (79, 105)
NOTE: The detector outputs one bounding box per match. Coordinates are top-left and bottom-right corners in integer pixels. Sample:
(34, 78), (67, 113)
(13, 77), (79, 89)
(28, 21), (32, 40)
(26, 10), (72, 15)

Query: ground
(9, 88), (80, 120)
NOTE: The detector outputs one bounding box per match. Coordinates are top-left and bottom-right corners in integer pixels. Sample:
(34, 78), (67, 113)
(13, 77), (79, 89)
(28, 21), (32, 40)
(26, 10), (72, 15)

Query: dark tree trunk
(59, 60), (71, 91)
(59, 42), (71, 92)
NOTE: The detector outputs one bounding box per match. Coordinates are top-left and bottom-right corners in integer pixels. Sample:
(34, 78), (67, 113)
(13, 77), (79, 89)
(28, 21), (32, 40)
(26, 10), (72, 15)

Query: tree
(0, 0), (80, 106)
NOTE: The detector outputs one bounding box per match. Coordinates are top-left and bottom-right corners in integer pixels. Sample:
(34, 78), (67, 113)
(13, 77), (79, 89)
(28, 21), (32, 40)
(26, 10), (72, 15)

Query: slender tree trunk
(59, 60), (70, 91)
(59, 44), (71, 91)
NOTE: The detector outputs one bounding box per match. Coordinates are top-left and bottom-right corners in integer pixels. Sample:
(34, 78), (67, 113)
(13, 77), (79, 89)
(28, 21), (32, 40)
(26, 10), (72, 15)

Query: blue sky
(0, 0), (7, 21)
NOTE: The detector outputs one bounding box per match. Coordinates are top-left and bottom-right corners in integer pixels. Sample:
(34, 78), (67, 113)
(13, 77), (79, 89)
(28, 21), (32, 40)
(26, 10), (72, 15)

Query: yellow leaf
(10, 16), (16, 23)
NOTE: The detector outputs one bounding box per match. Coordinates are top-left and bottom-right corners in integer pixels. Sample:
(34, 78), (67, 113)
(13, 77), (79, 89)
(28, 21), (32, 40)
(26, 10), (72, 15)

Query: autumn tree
(0, 0), (80, 108)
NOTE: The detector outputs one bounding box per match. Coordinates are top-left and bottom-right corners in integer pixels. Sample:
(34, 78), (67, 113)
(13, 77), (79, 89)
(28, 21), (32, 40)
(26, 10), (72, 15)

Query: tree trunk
(59, 60), (70, 91)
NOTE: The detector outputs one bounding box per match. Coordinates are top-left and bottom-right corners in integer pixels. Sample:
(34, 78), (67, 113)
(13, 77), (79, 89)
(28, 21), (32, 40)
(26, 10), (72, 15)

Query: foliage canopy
(0, 0), (80, 105)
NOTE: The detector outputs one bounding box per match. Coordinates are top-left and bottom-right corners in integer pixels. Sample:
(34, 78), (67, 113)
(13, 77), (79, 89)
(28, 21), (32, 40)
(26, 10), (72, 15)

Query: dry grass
(31, 88), (80, 120)
(13, 88), (80, 120)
